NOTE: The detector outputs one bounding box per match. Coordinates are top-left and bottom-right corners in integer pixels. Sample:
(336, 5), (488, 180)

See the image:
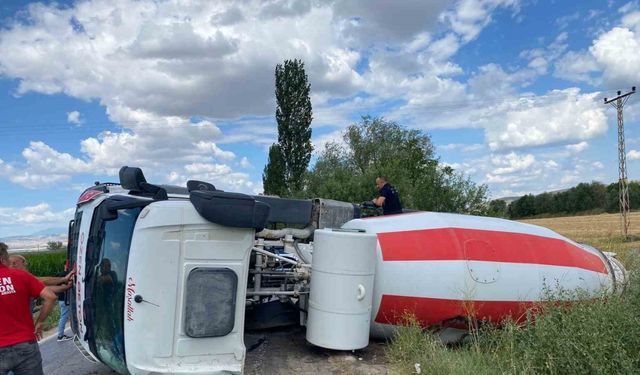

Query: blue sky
(0, 0), (639, 237)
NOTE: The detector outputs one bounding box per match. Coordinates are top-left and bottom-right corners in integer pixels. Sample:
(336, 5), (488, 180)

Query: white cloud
(4, 111), (242, 189)
(0, 1), (364, 119)
(519, 32), (568, 76)
(590, 25), (640, 86)
(67, 111), (82, 125)
(468, 63), (518, 99)
(566, 141), (589, 153)
(628, 149), (640, 160)
(463, 147), (611, 198)
(332, 0), (450, 47)
(441, 0), (521, 42)
(428, 33), (461, 61)
(168, 162), (257, 193)
(0, 159), (14, 177)
(240, 157), (253, 169)
(490, 152), (535, 175)
(554, 10), (640, 87)
(439, 143), (484, 152)
(2, 142), (91, 188)
(554, 51), (600, 84)
(556, 11), (581, 30)
(312, 129), (346, 155)
(561, 174), (580, 185)
(0, 203), (74, 225)
(484, 89), (606, 150)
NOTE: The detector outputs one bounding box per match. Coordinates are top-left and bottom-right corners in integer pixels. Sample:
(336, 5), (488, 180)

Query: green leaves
(262, 144), (286, 196)
(305, 116), (489, 214)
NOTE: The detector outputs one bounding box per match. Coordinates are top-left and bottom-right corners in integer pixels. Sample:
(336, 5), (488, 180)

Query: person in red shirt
(0, 243), (57, 375)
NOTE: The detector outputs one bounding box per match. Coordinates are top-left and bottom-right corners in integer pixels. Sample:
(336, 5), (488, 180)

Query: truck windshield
(90, 207), (141, 374)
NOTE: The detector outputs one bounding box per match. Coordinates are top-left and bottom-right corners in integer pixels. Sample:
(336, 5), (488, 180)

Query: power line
(604, 87), (636, 239)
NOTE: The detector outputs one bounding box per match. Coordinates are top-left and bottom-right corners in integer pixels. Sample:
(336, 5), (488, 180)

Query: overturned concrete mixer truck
(66, 166), (628, 375)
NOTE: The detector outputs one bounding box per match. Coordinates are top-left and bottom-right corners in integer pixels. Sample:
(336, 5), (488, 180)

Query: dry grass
(521, 211), (640, 265)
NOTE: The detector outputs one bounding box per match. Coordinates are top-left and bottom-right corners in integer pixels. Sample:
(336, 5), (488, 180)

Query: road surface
(40, 328), (390, 374)
(40, 330), (116, 375)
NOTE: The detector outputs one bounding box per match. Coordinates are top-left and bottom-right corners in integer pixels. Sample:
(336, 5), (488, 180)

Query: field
(21, 251), (67, 277)
(387, 211), (640, 375)
(522, 211), (640, 264)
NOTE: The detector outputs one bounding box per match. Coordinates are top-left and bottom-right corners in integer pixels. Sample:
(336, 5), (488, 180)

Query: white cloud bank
(0, 0), (525, 191)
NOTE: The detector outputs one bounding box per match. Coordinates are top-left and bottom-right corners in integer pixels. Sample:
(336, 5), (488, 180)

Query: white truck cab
(69, 167), (279, 374)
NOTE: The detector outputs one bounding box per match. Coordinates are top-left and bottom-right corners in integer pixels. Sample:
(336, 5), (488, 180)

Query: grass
(386, 212), (640, 375)
(41, 303), (62, 332)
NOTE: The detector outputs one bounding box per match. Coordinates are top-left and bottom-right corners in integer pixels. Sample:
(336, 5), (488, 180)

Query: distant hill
(1, 227), (68, 253)
(29, 227), (67, 237)
(497, 196), (521, 204)
(0, 227), (67, 242)
(497, 188), (570, 205)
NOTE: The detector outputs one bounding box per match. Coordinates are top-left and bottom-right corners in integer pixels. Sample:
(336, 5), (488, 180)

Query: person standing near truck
(55, 265), (74, 342)
(0, 242), (58, 375)
(372, 176), (403, 215)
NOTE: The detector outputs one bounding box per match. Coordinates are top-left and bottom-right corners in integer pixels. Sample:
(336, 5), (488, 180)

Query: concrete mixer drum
(464, 239), (501, 284)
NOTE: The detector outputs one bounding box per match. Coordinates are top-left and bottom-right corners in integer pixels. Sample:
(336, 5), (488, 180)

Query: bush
(22, 251), (66, 277)
(46, 241), (65, 252)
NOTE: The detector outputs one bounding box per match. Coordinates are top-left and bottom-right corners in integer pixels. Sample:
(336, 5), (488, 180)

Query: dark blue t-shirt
(379, 183), (402, 215)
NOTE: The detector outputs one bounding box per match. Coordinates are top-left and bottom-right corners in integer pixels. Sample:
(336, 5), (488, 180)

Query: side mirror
(119, 166), (147, 192)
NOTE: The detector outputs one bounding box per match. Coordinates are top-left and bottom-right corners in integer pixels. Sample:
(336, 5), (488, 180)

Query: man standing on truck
(0, 242), (58, 375)
(372, 176), (403, 215)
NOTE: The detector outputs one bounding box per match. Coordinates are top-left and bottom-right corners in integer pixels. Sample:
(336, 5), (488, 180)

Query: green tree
(262, 144), (287, 196)
(508, 194), (535, 218)
(304, 116), (488, 214)
(46, 241), (64, 252)
(488, 199), (508, 217)
(534, 192), (555, 215)
(275, 59), (313, 194)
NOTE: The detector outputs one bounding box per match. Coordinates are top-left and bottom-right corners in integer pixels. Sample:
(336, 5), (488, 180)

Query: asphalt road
(40, 330), (116, 375)
(40, 328), (390, 375)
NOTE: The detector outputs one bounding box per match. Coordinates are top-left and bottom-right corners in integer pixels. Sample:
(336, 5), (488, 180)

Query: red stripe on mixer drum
(375, 294), (536, 326)
(376, 228), (607, 274)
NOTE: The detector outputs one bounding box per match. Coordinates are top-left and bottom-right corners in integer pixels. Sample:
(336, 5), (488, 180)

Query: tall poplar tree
(262, 143), (286, 196)
(274, 59), (313, 194)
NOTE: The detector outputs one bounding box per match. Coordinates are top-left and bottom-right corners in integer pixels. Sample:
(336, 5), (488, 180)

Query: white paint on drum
(375, 260), (612, 302)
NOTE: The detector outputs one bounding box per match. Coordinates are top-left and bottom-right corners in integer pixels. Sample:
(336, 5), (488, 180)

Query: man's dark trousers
(0, 341), (43, 375)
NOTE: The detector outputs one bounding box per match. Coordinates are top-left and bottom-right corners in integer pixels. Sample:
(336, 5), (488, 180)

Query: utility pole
(604, 87), (636, 239)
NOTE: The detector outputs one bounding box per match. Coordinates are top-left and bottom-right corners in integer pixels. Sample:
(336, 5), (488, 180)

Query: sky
(0, 0), (639, 237)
